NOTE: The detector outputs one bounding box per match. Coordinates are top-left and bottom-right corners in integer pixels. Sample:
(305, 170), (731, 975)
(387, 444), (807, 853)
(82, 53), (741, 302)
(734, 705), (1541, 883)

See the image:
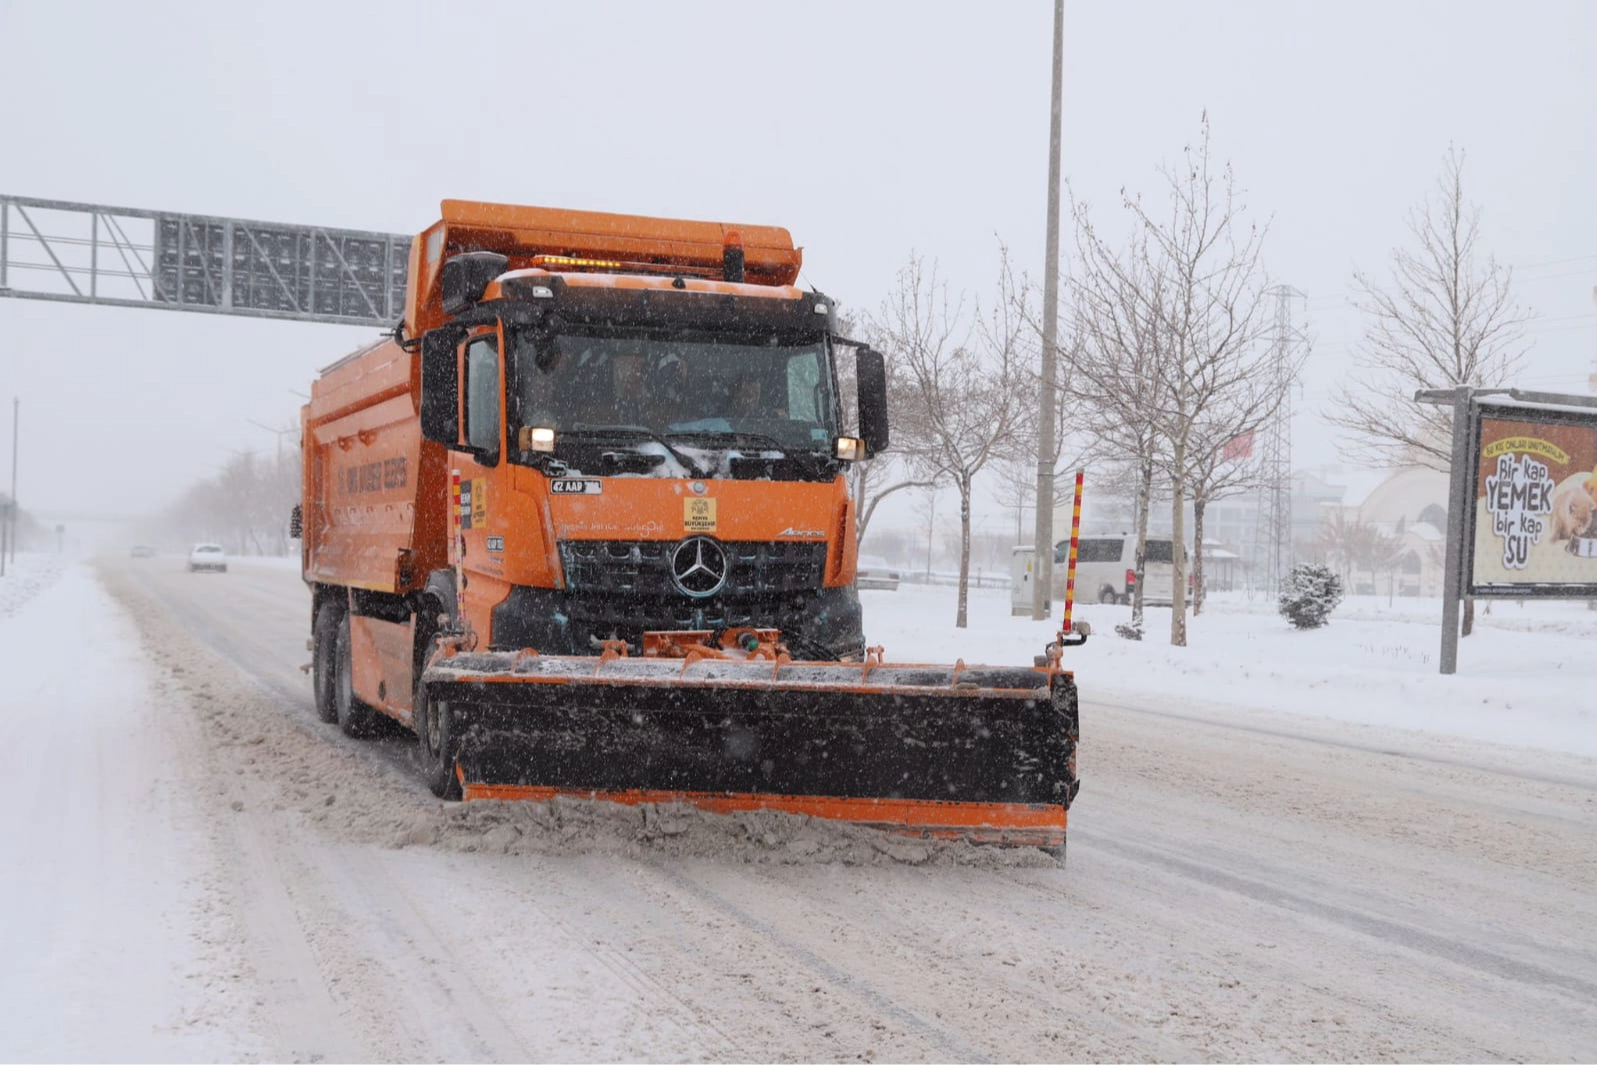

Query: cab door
(455, 325), (512, 639)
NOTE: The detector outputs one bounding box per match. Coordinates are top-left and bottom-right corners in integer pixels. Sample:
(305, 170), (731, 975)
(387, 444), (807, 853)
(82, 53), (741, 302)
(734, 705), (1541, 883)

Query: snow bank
(860, 583), (1597, 758)
(0, 552), (67, 619)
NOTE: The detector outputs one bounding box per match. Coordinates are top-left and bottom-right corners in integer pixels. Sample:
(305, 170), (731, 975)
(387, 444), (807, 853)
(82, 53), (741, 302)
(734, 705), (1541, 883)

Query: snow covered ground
(0, 551), (67, 619)
(861, 583), (1597, 758)
(0, 562), (259, 1060)
(3, 557), (1594, 1060)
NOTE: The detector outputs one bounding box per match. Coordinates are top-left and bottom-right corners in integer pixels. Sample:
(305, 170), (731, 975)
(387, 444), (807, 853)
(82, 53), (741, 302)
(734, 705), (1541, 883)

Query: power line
(1513, 252), (1597, 270)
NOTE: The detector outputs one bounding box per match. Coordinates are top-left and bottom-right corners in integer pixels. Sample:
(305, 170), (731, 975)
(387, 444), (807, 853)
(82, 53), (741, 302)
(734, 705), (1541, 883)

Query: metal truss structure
(0, 194), (410, 328)
(1249, 285), (1307, 597)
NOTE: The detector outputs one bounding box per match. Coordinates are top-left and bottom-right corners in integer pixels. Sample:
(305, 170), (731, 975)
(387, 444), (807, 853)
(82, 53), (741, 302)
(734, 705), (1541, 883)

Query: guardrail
(898, 569), (1013, 589)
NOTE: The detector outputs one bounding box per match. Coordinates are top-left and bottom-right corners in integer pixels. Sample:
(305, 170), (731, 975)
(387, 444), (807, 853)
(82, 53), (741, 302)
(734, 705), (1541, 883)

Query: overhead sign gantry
(0, 194), (410, 328)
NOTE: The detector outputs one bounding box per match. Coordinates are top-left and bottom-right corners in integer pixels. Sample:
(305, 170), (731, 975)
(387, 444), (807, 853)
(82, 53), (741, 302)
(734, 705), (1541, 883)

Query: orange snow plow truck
(295, 200), (1083, 849)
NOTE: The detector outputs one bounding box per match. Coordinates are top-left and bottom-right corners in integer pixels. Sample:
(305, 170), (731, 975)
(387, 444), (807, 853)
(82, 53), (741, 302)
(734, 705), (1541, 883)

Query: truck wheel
(1098, 588), (1117, 604)
(312, 602), (341, 723)
(1042, 838), (1067, 865)
(415, 680), (462, 800)
(333, 613), (376, 738)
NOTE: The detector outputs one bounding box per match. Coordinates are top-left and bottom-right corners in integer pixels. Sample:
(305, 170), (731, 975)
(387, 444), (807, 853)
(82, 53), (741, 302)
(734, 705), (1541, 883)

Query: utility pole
(1031, 0), (1064, 620)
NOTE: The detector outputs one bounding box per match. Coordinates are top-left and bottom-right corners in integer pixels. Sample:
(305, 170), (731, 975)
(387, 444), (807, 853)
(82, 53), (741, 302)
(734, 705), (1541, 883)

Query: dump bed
(300, 337), (448, 593)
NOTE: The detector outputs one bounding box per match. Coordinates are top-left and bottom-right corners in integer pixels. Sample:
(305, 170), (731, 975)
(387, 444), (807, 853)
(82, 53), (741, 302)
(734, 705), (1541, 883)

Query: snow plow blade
(422, 643), (1080, 846)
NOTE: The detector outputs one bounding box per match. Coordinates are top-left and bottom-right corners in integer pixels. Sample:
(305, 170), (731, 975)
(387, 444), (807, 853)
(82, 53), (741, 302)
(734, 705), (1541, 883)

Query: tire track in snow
(647, 864), (991, 1063)
(121, 560), (426, 791)
(666, 861), (1208, 1062)
(1075, 827), (1597, 1004)
(106, 561), (754, 1060)
(1088, 696), (1597, 794)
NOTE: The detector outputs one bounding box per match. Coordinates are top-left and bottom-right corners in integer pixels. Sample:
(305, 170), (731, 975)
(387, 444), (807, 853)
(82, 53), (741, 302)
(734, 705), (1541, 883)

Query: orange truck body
(298, 200), (1080, 850)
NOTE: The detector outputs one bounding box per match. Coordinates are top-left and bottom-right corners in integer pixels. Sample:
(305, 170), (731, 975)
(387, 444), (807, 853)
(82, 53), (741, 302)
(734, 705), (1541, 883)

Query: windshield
(511, 330), (838, 452)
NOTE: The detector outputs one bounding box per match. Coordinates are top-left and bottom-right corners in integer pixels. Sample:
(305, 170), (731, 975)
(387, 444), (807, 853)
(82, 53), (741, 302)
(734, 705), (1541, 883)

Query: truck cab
(418, 258), (889, 659)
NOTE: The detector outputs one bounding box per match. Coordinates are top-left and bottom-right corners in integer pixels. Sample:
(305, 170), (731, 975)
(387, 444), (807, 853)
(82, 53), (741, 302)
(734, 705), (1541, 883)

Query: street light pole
(247, 418), (293, 465)
(1031, 0), (1064, 620)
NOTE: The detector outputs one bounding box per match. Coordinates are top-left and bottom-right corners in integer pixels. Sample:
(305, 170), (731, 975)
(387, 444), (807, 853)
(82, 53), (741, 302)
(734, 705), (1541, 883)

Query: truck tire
(333, 613), (377, 738)
(415, 680), (462, 800)
(312, 602), (341, 724)
(1099, 587), (1117, 604)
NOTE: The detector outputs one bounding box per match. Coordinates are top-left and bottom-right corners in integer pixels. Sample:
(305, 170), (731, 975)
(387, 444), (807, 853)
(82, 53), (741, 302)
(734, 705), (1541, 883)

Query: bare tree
(874, 256), (1027, 627)
(1329, 145), (1530, 637)
(162, 439), (301, 556)
(836, 312), (937, 543)
(1004, 296), (1093, 562)
(1125, 115), (1274, 646)
(849, 453), (936, 545)
(1327, 145), (1531, 469)
(911, 484), (941, 580)
(1318, 509), (1379, 590)
(1173, 367), (1294, 614)
(1061, 219), (1172, 636)
(1369, 525), (1408, 605)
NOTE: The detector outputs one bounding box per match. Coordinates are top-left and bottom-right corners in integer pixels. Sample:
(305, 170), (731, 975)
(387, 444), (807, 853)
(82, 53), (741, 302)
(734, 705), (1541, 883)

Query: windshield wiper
(564, 425), (708, 478)
(666, 430), (834, 473)
(665, 429), (800, 455)
(667, 431), (836, 463)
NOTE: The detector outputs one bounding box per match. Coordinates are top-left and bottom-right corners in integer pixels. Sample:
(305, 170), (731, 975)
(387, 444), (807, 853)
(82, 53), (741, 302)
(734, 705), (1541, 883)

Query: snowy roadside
(861, 583), (1597, 758)
(0, 563), (262, 1061)
(0, 551), (67, 619)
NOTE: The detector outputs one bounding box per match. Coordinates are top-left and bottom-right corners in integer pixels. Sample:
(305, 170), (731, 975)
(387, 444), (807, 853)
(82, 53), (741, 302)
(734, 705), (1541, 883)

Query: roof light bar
(527, 254), (722, 279)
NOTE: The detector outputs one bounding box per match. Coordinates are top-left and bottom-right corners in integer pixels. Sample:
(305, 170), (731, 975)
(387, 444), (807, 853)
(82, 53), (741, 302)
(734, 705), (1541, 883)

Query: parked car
(1053, 534), (1187, 606)
(129, 545), (155, 559)
(187, 543), (228, 573)
(855, 554), (901, 591)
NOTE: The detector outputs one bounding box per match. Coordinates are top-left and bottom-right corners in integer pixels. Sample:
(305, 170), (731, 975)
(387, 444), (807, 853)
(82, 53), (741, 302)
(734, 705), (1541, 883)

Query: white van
(1053, 534), (1186, 606)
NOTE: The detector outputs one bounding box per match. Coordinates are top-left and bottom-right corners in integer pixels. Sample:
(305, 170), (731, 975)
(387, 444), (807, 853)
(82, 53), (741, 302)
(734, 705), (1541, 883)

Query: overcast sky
(2, 0), (1594, 528)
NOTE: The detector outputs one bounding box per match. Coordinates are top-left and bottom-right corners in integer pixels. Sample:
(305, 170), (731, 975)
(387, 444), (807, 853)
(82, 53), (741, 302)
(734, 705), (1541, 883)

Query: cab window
(464, 335), (500, 459)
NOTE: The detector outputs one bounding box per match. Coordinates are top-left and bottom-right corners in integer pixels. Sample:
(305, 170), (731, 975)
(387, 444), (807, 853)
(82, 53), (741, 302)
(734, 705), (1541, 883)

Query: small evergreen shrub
(1278, 563), (1344, 630)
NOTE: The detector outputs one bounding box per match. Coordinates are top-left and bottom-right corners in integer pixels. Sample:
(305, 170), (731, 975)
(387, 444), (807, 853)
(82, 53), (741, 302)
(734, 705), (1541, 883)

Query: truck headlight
(520, 426), (557, 452)
(834, 436), (864, 461)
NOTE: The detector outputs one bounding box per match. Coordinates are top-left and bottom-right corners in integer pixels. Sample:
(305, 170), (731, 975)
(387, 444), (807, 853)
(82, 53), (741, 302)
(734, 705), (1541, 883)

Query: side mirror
(440, 251), (509, 315)
(420, 328), (461, 445)
(856, 347), (890, 456)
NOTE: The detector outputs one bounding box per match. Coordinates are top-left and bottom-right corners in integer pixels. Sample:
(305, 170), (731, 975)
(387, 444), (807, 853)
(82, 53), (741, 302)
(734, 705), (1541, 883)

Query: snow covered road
(3, 556), (1595, 1061)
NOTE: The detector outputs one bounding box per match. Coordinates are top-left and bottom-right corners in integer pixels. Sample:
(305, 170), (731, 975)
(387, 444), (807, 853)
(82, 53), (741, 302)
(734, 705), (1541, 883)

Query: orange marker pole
(1060, 469), (1084, 636)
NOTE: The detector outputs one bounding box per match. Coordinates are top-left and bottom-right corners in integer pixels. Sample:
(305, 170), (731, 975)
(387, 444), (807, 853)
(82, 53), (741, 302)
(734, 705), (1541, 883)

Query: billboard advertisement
(1468, 405), (1597, 595)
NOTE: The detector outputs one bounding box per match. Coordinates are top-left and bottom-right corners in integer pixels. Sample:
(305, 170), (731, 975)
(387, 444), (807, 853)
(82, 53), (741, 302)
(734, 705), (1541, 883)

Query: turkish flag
(1222, 431), (1254, 461)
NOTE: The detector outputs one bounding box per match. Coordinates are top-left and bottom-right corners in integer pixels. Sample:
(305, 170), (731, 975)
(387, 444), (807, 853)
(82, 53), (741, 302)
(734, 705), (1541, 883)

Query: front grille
(558, 539), (826, 599)
(493, 541), (859, 657)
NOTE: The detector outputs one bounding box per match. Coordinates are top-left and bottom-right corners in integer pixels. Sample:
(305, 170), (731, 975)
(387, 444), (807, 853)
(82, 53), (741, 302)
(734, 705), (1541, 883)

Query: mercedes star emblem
(671, 536), (728, 598)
